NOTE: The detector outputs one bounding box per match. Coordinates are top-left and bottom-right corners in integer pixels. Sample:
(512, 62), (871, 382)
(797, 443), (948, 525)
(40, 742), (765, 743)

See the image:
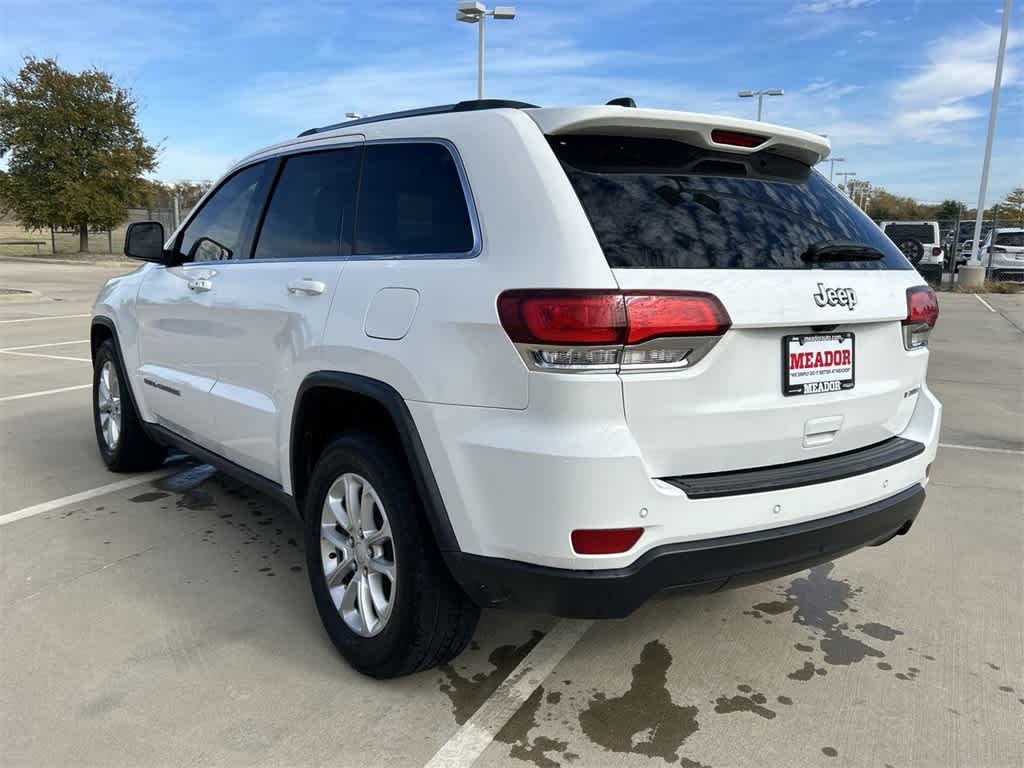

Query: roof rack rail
(297, 99), (539, 137)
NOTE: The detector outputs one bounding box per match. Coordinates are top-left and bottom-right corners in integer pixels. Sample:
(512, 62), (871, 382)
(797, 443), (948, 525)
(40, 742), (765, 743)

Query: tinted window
(995, 231), (1024, 247)
(254, 148), (361, 259)
(178, 163), (266, 261)
(884, 224), (938, 245)
(552, 135), (911, 271)
(355, 143), (474, 256)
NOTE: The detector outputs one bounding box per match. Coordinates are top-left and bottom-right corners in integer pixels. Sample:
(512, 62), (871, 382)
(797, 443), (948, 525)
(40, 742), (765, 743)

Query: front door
(134, 161), (271, 447)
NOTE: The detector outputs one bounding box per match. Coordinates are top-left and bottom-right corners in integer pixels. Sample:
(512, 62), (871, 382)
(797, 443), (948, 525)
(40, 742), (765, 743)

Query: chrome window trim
(183, 137), (481, 267)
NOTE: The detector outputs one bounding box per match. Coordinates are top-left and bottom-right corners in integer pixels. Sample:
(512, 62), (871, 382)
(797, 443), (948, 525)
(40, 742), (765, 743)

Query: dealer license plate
(783, 333), (855, 396)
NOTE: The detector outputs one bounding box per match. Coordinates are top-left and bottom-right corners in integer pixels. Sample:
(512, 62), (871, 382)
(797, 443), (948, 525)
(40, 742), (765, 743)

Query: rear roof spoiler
(526, 106), (831, 166)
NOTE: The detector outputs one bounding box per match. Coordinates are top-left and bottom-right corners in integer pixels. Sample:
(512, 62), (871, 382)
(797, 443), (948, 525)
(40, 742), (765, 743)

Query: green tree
(936, 199), (967, 223)
(1001, 186), (1024, 225)
(0, 57), (157, 252)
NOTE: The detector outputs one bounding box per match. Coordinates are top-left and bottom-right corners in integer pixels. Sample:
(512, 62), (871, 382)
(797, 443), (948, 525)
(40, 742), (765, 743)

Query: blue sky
(1, 0), (1020, 203)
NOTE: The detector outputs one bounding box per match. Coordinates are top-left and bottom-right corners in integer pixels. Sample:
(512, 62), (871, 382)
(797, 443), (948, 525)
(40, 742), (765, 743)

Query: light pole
(969, 0), (1012, 268)
(829, 156), (846, 183)
(737, 88), (784, 121)
(456, 2), (516, 101)
(836, 171), (857, 196)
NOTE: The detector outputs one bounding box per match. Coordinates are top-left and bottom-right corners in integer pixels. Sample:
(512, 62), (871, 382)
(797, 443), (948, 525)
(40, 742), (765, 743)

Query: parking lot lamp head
(737, 88), (784, 121)
(456, 2), (517, 100)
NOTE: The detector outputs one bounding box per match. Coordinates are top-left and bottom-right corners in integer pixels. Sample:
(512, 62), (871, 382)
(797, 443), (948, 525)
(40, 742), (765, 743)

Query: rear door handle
(187, 278), (213, 293)
(287, 279), (326, 296)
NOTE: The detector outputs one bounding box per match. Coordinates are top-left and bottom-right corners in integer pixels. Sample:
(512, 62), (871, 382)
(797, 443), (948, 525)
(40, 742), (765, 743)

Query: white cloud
(152, 143), (242, 183)
(893, 24), (1021, 107)
(796, 0), (877, 12)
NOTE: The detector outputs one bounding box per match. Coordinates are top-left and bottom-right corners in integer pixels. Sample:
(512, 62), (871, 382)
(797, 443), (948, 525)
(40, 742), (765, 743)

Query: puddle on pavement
(747, 563), (909, 669)
(496, 686), (575, 768)
(713, 684), (777, 720)
(578, 640), (700, 764)
(438, 629), (545, 725)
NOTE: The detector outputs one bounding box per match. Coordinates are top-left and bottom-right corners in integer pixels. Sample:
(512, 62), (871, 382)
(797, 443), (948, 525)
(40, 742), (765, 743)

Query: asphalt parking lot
(1, 256), (1021, 768)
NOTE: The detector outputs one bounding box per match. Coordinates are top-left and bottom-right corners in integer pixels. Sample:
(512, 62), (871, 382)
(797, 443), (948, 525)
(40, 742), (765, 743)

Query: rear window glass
(995, 232), (1024, 247)
(884, 224), (938, 245)
(354, 143), (474, 256)
(552, 135), (910, 271)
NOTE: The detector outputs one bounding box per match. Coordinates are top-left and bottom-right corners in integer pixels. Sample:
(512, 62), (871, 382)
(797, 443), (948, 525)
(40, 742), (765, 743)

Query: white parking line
(0, 384), (90, 403)
(0, 350), (91, 362)
(974, 294), (996, 312)
(423, 619), (593, 768)
(0, 469), (173, 527)
(0, 313), (91, 324)
(0, 339), (89, 351)
(939, 442), (1023, 456)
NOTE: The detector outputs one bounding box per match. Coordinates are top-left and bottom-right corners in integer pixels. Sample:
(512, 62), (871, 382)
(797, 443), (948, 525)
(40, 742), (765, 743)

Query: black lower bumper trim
(662, 436), (924, 499)
(448, 484), (925, 619)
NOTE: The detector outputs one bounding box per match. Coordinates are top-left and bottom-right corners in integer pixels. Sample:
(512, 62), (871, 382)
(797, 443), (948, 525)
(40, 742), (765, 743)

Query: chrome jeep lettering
(813, 283), (857, 310)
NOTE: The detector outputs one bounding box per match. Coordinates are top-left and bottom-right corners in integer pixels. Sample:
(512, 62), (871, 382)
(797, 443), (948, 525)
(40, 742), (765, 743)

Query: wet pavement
(1, 258), (1021, 767)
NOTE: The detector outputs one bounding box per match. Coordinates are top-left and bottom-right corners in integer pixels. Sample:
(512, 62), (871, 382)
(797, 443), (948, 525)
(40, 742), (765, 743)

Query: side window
(178, 163), (266, 262)
(354, 143), (474, 256)
(253, 147), (361, 260)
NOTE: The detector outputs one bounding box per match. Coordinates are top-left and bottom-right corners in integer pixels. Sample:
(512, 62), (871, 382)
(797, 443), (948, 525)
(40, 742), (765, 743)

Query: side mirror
(124, 221), (168, 263)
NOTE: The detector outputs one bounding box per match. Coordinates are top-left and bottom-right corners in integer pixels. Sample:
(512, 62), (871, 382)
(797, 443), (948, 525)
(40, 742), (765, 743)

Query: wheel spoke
(359, 485), (377, 532)
(365, 515), (391, 546)
(325, 552), (355, 589)
(321, 523), (348, 551)
(367, 556), (395, 583)
(339, 570), (360, 616)
(357, 570), (376, 633)
(344, 475), (362, 533)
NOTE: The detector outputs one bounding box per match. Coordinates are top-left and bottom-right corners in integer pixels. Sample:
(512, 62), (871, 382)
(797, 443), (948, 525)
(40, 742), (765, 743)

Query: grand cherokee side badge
(813, 283), (857, 310)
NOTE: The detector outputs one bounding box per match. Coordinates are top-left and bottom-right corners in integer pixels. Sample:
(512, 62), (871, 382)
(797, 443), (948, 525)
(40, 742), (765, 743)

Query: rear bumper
(449, 483), (925, 619)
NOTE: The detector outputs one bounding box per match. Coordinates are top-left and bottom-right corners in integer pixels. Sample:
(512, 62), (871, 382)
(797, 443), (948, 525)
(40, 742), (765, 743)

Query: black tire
(92, 339), (167, 472)
(304, 432), (479, 678)
(897, 238), (925, 265)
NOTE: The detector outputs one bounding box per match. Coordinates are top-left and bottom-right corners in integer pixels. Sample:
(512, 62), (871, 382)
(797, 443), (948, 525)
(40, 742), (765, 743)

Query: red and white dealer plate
(783, 332), (855, 396)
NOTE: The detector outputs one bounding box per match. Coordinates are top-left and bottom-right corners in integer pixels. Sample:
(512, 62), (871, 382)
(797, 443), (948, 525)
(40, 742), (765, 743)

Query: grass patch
(950, 280), (1024, 295)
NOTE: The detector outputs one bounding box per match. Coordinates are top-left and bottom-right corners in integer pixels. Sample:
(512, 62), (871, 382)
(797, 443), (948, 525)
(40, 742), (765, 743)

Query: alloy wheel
(320, 473), (397, 637)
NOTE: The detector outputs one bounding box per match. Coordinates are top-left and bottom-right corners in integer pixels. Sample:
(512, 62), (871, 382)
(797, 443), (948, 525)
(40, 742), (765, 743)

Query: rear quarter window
(551, 135), (911, 271)
(354, 142), (475, 257)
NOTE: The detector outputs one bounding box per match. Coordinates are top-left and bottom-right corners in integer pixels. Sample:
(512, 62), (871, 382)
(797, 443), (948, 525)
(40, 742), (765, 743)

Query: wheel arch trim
(290, 371), (462, 554)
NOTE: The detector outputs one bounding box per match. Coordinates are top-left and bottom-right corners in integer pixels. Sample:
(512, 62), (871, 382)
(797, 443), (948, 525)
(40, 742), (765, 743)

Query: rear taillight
(903, 285), (939, 350)
(497, 290), (732, 372)
(931, 246), (943, 257)
(710, 129), (767, 148)
(571, 527), (643, 555)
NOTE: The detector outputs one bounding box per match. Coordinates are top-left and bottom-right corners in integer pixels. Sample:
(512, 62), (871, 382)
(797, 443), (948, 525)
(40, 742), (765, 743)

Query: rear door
(201, 140), (363, 483)
(551, 134), (926, 477)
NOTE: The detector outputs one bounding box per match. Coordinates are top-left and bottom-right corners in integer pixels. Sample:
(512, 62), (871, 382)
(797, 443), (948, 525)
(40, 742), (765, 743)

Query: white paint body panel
(93, 104), (941, 575)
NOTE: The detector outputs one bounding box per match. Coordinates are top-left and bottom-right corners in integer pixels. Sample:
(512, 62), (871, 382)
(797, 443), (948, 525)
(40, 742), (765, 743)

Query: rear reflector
(710, 129), (768, 148)
(571, 527), (643, 555)
(903, 285), (939, 350)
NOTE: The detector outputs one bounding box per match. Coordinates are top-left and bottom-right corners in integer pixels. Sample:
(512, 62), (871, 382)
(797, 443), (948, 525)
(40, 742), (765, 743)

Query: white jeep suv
(91, 100), (942, 678)
(879, 221), (944, 283)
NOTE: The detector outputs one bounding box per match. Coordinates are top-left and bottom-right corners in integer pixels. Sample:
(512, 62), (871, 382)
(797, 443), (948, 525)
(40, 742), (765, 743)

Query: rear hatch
(541, 117), (928, 477)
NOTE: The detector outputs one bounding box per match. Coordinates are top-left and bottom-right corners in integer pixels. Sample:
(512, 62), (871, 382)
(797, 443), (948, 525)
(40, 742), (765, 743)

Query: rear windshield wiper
(801, 239), (884, 263)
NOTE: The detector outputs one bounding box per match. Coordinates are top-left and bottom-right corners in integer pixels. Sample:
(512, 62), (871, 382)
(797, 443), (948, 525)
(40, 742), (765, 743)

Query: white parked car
(91, 100), (941, 678)
(879, 221), (944, 282)
(978, 227), (1024, 280)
